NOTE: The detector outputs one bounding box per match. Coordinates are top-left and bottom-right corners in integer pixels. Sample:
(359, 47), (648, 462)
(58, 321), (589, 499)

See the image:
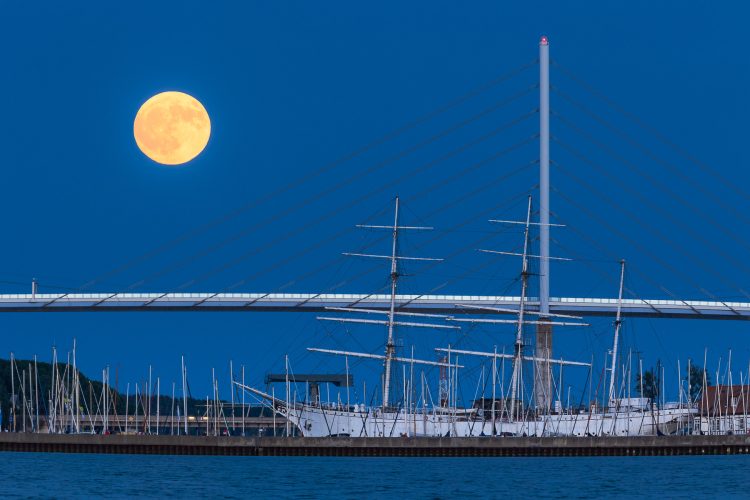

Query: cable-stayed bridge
(3, 37), (748, 415)
(3, 39), (744, 327)
(4, 38), (747, 326)
(1, 292), (749, 320)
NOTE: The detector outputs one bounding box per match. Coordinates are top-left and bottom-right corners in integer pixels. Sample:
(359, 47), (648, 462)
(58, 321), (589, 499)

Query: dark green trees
(635, 368), (659, 400)
(685, 363), (710, 401)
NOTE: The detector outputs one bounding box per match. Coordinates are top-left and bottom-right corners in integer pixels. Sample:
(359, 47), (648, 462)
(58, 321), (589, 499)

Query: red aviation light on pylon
(540, 35), (549, 46)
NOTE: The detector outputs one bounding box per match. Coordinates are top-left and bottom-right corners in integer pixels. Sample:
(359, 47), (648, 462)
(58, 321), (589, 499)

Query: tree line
(634, 361), (710, 402)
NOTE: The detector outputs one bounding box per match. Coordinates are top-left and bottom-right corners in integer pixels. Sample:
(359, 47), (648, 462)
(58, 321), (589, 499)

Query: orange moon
(133, 91), (211, 165)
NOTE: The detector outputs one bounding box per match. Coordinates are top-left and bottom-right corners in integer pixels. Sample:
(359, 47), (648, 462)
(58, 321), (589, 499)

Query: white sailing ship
(238, 196), (697, 437)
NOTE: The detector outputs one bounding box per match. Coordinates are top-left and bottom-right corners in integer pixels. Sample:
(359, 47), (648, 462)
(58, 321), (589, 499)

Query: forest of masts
(3, 340), (750, 436)
(2, 340), (285, 437)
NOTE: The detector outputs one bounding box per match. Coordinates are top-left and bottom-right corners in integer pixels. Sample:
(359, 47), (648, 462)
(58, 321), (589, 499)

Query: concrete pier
(1, 433), (749, 457)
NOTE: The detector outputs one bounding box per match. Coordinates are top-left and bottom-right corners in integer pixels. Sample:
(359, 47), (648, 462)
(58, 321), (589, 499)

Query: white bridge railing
(0, 292), (748, 319)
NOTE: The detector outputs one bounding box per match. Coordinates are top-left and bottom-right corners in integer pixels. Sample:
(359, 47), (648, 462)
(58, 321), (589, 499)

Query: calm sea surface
(1, 452), (748, 499)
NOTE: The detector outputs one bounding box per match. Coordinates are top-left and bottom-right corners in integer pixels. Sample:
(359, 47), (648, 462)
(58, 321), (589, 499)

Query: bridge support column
(536, 36), (552, 411)
(535, 321), (552, 412)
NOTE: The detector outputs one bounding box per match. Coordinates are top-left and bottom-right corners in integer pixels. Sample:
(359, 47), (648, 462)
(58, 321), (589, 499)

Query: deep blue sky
(1, 1), (748, 402)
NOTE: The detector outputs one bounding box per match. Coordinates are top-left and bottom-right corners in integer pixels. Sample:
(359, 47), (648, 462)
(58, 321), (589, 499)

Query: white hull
(278, 402), (696, 438)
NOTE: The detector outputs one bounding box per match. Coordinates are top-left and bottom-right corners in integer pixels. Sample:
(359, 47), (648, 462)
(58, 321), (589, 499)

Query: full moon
(133, 91), (211, 165)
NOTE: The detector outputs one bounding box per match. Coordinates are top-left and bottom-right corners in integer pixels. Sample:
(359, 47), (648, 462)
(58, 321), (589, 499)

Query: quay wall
(1, 433), (750, 457)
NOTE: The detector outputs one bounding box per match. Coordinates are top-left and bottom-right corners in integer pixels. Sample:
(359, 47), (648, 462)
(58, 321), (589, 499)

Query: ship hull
(279, 404), (696, 438)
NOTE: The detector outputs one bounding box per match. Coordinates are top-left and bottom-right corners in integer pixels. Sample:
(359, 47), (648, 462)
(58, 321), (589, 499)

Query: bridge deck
(0, 293), (748, 319)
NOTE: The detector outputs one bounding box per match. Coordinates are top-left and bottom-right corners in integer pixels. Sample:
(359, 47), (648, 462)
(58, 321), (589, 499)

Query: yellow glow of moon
(133, 91), (211, 165)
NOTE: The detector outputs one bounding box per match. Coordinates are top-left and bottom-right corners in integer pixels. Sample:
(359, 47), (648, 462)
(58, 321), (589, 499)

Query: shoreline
(1, 433), (749, 457)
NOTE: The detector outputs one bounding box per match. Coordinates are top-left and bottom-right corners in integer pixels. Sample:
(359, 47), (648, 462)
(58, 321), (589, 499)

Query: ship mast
(449, 196), (583, 421)
(383, 197), (401, 408)
(316, 196), (452, 409)
(608, 259), (626, 407)
(509, 196), (533, 420)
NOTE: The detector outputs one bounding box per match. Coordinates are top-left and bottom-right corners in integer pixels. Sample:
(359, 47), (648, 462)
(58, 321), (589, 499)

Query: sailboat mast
(181, 355), (188, 435)
(34, 355), (39, 433)
(608, 259), (626, 406)
(10, 353), (16, 432)
(383, 196), (401, 408)
(509, 196), (533, 420)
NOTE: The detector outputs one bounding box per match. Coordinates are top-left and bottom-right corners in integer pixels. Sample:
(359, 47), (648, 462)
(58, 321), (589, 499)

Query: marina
(5, 3), (750, 500)
(3, 38), (750, 455)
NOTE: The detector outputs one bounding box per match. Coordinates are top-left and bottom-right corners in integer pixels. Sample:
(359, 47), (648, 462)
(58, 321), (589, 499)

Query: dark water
(1, 453), (748, 499)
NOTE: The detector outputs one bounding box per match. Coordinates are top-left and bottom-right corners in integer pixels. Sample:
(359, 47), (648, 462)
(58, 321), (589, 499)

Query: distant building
(699, 385), (750, 416)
